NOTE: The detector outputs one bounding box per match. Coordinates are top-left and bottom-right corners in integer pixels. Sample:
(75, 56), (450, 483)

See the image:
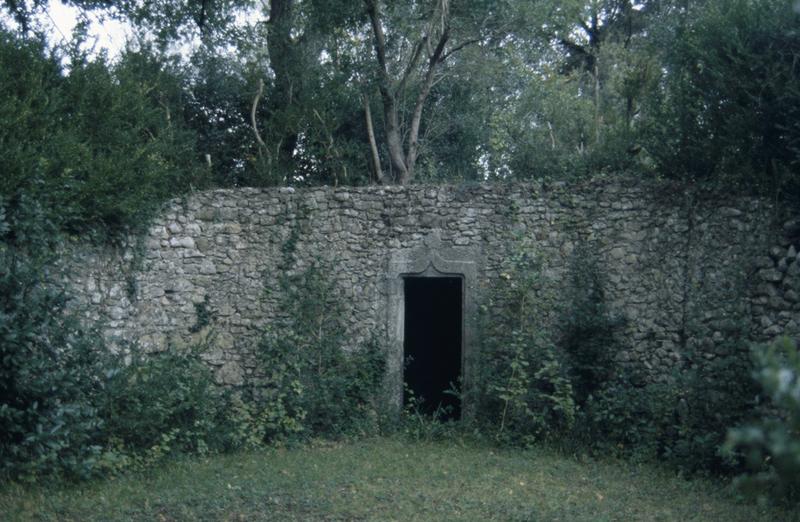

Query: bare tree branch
(441, 37), (482, 62)
(429, 70), (450, 90)
(363, 94), (385, 184)
(251, 78), (267, 150)
(397, 37), (427, 96)
(405, 29), (449, 179)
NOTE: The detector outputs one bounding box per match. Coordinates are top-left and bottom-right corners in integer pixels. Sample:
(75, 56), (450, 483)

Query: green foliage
(559, 248), (623, 406)
(644, 0), (800, 196)
(555, 243), (757, 474)
(580, 373), (674, 460)
(0, 200), (106, 480)
(725, 338), (800, 503)
(669, 347), (757, 473)
(256, 259), (385, 439)
(476, 240), (575, 445)
(477, 238), (757, 476)
(188, 295), (212, 334)
(0, 196), (386, 479)
(396, 383), (463, 442)
(0, 28), (208, 237)
(580, 341), (757, 474)
(4, 1), (795, 191)
(183, 48), (257, 187)
(98, 346), (227, 465)
(218, 384), (305, 450)
(0, 195), (242, 480)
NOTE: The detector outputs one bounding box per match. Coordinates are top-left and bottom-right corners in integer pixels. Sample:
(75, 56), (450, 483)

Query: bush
(98, 346), (229, 465)
(0, 206), (384, 479)
(0, 28), (208, 238)
(255, 260), (385, 439)
(725, 337), (800, 503)
(644, 0), (800, 197)
(580, 342), (757, 474)
(0, 201), (106, 480)
(666, 349), (756, 473)
(579, 373), (677, 461)
(476, 241), (575, 445)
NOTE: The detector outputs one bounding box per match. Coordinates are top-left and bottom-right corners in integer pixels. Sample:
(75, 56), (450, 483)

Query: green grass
(1, 437), (795, 521)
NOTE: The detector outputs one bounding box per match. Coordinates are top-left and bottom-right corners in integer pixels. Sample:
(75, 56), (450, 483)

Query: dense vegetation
(2, 0), (798, 236)
(473, 238), (792, 490)
(1, 0), (799, 508)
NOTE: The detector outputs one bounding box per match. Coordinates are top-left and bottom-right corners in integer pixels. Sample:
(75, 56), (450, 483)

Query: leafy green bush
(476, 242), (575, 445)
(256, 260), (385, 439)
(0, 28), (208, 237)
(579, 373), (676, 460)
(665, 350), (756, 473)
(0, 201), (106, 480)
(98, 346), (229, 465)
(725, 337), (800, 502)
(644, 0), (800, 197)
(580, 343), (757, 474)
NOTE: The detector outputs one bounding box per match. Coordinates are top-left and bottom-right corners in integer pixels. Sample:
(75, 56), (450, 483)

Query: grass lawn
(1, 437), (795, 521)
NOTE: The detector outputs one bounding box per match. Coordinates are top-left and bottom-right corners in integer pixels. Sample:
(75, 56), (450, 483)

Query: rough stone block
(759, 268), (783, 282)
(169, 236), (196, 249)
(216, 361), (245, 385)
(754, 256), (774, 269)
(199, 260), (217, 275)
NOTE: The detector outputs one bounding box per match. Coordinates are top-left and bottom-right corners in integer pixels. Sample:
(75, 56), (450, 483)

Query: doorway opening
(403, 276), (463, 420)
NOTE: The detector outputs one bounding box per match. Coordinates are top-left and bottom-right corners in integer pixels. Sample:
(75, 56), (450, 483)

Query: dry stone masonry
(59, 178), (799, 401)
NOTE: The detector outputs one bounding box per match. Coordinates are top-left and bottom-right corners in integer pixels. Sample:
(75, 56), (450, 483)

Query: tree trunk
(267, 0), (300, 172)
(363, 95), (385, 183)
(364, 0), (452, 185)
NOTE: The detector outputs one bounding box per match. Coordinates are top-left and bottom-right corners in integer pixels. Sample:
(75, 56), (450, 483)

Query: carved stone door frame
(385, 233), (479, 418)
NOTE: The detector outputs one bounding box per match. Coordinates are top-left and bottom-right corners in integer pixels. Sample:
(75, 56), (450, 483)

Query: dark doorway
(403, 276), (462, 420)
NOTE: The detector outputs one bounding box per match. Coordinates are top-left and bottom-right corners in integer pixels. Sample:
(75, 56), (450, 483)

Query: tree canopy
(1, 0), (798, 235)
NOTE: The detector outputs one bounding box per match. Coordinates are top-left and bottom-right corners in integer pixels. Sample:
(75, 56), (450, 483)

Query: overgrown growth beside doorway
(471, 238), (757, 475)
(255, 258), (386, 439)
(474, 239), (576, 445)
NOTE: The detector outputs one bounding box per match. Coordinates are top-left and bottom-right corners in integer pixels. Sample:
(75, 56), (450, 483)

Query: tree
(0, 26), (207, 235)
(642, 0), (800, 195)
(363, 0), (512, 184)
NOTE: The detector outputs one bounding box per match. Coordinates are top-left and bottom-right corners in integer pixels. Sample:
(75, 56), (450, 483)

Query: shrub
(665, 348), (756, 473)
(98, 345), (228, 465)
(644, 0), (800, 197)
(255, 259), (385, 439)
(580, 341), (757, 474)
(579, 373), (677, 461)
(725, 337), (800, 503)
(0, 200), (106, 480)
(476, 241), (575, 445)
(0, 28), (208, 238)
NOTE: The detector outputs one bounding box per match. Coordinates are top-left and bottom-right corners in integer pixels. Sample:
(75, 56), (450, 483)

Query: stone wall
(59, 179), (799, 403)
